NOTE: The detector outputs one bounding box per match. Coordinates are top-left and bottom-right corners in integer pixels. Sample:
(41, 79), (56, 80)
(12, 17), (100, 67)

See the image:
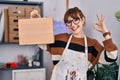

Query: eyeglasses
(65, 18), (80, 27)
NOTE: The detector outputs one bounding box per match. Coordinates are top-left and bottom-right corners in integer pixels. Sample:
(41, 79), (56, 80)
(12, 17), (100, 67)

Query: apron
(51, 35), (88, 80)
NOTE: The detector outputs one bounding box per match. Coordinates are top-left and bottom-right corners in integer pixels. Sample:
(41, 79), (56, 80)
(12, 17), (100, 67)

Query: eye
(73, 18), (80, 24)
(74, 18), (80, 21)
(66, 20), (73, 23)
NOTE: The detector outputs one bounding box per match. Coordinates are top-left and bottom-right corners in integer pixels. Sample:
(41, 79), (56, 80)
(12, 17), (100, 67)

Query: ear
(81, 17), (86, 26)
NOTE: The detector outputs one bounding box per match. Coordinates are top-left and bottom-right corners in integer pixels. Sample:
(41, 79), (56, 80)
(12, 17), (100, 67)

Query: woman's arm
(98, 39), (118, 64)
(93, 14), (118, 64)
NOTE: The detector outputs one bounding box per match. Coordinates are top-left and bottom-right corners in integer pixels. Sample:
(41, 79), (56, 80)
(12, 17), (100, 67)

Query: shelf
(0, 66), (43, 71)
(0, 1), (44, 72)
(0, 42), (18, 44)
(0, 1), (43, 16)
(0, 1), (43, 6)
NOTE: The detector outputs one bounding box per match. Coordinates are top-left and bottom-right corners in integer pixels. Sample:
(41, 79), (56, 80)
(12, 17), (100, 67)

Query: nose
(71, 22), (77, 27)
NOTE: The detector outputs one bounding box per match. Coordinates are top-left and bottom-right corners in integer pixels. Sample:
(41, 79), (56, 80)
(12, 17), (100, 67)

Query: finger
(101, 14), (102, 20)
(93, 25), (101, 31)
(96, 14), (100, 21)
(95, 22), (101, 26)
(101, 15), (105, 23)
(102, 14), (106, 20)
(30, 10), (39, 16)
(102, 15), (105, 21)
(92, 23), (98, 29)
(93, 25), (97, 30)
(101, 14), (103, 20)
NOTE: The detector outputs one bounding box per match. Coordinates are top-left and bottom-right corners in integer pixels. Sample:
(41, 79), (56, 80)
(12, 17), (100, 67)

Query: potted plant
(87, 62), (119, 80)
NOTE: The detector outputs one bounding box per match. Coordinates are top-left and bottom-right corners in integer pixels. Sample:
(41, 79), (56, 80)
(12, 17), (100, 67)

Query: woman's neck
(73, 31), (85, 38)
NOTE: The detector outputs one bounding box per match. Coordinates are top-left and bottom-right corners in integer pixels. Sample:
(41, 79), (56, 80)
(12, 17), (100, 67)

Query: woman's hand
(30, 10), (40, 18)
(93, 14), (108, 33)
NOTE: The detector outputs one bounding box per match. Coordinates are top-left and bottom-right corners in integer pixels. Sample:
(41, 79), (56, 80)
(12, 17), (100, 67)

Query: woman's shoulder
(55, 33), (70, 37)
(87, 36), (98, 45)
(55, 33), (70, 40)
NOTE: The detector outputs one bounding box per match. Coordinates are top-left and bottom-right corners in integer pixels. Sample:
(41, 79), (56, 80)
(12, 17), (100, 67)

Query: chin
(72, 27), (81, 34)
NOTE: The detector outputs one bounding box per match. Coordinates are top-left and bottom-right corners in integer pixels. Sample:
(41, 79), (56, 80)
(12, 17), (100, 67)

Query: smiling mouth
(71, 25), (79, 31)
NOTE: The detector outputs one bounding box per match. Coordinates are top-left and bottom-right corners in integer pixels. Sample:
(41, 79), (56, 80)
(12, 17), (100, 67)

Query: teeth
(71, 26), (79, 32)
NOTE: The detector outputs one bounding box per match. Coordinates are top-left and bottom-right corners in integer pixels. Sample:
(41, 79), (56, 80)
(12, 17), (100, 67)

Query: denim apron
(51, 35), (88, 80)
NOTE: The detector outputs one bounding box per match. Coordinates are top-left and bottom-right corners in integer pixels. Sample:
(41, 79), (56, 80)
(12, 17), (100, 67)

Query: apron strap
(65, 35), (88, 61)
(65, 34), (88, 65)
(65, 35), (88, 53)
(84, 35), (88, 56)
(65, 34), (73, 49)
(84, 35), (88, 68)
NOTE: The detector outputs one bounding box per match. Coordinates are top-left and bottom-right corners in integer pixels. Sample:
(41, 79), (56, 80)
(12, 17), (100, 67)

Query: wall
(44, 0), (120, 80)
(44, 0), (120, 59)
(44, 0), (120, 58)
(0, 0), (120, 80)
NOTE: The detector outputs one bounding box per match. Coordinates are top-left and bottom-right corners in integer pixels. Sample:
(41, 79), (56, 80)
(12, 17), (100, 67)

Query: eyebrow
(67, 17), (80, 20)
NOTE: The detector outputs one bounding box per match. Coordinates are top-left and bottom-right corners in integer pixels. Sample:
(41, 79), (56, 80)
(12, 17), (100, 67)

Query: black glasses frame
(65, 18), (80, 27)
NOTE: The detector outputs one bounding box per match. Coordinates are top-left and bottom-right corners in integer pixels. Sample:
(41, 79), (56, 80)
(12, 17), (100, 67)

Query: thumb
(92, 23), (97, 30)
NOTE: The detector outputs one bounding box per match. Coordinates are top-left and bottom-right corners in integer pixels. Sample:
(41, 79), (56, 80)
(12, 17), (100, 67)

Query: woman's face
(65, 15), (84, 35)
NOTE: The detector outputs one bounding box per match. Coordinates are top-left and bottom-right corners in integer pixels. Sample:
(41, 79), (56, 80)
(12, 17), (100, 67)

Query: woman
(30, 7), (118, 80)
(47, 7), (118, 80)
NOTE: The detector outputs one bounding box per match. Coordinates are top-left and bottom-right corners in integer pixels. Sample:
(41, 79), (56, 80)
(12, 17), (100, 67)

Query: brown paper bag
(18, 17), (54, 45)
